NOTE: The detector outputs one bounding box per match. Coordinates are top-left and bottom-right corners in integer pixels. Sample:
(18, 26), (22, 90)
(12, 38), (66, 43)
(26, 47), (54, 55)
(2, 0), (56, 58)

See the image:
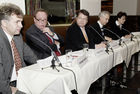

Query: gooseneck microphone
(30, 35), (78, 92)
(103, 28), (122, 46)
(122, 28), (134, 41)
(30, 35), (62, 70)
(89, 25), (110, 53)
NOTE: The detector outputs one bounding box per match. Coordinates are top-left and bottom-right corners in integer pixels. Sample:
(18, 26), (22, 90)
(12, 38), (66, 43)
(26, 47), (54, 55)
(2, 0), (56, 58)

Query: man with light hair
(90, 11), (112, 48)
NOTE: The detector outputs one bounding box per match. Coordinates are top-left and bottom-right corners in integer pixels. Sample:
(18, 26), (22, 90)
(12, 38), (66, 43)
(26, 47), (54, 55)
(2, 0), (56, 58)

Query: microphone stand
(51, 51), (62, 72)
(30, 35), (79, 93)
(122, 28), (140, 49)
(103, 28), (122, 46)
(51, 57), (60, 72)
(105, 41), (110, 54)
(122, 28), (134, 41)
(30, 35), (62, 72)
(89, 25), (110, 53)
(119, 38), (122, 46)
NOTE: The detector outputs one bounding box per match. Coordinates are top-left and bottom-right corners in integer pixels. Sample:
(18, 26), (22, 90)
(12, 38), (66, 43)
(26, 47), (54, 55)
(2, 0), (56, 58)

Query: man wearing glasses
(26, 9), (64, 59)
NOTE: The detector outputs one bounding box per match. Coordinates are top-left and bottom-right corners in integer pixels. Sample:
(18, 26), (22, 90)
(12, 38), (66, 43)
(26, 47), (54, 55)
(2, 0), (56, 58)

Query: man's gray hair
(98, 11), (110, 18)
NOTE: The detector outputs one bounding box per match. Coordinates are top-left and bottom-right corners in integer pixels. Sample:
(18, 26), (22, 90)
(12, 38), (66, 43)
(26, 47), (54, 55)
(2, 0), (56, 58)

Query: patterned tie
(11, 39), (22, 74)
(45, 33), (61, 56)
(101, 31), (104, 36)
(81, 27), (89, 43)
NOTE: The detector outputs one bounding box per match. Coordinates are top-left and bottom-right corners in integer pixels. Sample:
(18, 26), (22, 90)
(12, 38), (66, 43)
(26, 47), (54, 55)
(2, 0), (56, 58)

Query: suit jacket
(26, 24), (64, 59)
(90, 22), (108, 44)
(110, 22), (130, 40)
(65, 22), (95, 51)
(0, 28), (37, 94)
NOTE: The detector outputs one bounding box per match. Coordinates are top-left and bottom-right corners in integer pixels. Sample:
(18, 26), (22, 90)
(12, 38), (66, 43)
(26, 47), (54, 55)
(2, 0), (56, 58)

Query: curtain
(66, 0), (76, 19)
(25, 0), (41, 15)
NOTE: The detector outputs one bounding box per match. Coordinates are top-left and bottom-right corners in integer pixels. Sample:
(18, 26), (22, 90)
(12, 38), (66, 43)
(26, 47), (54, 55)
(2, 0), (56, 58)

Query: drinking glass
(83, 43), (89, 53)
(65, 49), (72, 66)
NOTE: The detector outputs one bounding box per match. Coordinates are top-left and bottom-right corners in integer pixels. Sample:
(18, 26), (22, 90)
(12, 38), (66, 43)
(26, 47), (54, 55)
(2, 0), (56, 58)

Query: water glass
(65, 49), (72, 66)
(83, 43), (89, 53)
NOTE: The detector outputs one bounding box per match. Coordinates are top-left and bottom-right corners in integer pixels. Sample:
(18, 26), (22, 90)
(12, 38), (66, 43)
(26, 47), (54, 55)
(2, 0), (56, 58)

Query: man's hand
(124, 34), (131, 39)
(105, 36), (112, 42)
(43, 27), (54, 36)
(95, 42), (106, 49)
(54, 40), (60, 45)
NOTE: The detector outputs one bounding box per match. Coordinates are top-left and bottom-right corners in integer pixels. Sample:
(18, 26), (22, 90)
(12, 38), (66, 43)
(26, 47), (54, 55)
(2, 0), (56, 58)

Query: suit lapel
(76, 23), (87, 42)
(96, 23), (104, 38)
(0, 28), (13, 55)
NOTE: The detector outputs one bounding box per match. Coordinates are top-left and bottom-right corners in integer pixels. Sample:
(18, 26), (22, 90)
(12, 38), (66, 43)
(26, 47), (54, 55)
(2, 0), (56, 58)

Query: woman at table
(110, 11), (131, 40)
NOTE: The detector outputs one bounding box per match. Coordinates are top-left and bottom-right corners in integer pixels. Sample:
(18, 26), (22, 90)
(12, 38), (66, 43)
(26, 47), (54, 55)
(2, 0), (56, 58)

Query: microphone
(122, 28), (134, 41)
(89, 25), (110, 53)
(30, 35), (79, 92)
(30, 35), (62, 70)
(103, 28), (122, 46)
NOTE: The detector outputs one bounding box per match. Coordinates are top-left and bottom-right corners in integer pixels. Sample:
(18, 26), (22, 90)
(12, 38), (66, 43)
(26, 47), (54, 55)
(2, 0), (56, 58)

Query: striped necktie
(45, 33), (61, 56)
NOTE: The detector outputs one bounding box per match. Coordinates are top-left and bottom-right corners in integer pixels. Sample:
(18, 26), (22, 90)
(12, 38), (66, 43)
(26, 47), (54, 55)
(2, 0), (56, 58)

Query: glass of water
(83, 43), (89, 57)
(83, 43), (89, 52)
(65, 49), (72, 66)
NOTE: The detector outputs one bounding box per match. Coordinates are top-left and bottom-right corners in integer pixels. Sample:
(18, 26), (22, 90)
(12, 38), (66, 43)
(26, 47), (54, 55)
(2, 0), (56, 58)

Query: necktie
(101, 28), (104, 31)
(81, 28), (89, 43)
(101, 31), (104, 36)
(11, 39), (22, 74)
(45, 33), (61, 56)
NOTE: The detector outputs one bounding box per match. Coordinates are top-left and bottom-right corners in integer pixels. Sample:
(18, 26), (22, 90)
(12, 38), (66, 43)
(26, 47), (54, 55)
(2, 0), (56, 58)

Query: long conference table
(17, 32), (140, 94)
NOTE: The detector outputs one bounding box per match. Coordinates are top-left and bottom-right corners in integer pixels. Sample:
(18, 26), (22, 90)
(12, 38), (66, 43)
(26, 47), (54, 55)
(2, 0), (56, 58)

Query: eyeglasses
(35, 17), (47, 23)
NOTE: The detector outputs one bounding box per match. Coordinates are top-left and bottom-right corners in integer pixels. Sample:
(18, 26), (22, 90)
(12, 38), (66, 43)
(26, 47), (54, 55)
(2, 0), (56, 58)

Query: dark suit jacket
(65, 23), (95, 51)
(0, 28), (37, 94)
(90, 22), (109, 44)
(110, 22), (130, 40)
(26, 24), (64, 59)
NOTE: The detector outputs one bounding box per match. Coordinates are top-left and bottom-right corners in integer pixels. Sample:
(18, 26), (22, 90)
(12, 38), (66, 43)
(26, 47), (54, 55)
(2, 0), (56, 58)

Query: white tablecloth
(17, 32), (140, 94)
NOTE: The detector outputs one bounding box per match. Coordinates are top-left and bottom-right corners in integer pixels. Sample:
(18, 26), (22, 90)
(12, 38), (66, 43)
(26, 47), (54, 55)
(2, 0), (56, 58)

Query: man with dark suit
(0, 3), (37, 94)
(65, 9), (95, 51)
(26, 9), (64, 59)
(110, 11), (130, 40)
(90, 11), (112, 48)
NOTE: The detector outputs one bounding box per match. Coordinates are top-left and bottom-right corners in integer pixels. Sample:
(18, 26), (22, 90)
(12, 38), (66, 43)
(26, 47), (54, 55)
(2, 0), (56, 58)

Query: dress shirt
(116, 21), (122, 29)
(97, 21), (103, 30)
(97, 21), (105, 36)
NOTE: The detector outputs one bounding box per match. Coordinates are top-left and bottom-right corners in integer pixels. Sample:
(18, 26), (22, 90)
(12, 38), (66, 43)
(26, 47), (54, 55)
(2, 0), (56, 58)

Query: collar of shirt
(80, 27), (85, 30)
(116, 20), (122, 27)
(97, 21), (103, 29)
(80, 27), (88, 36)
(3, 31), (13, 43)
